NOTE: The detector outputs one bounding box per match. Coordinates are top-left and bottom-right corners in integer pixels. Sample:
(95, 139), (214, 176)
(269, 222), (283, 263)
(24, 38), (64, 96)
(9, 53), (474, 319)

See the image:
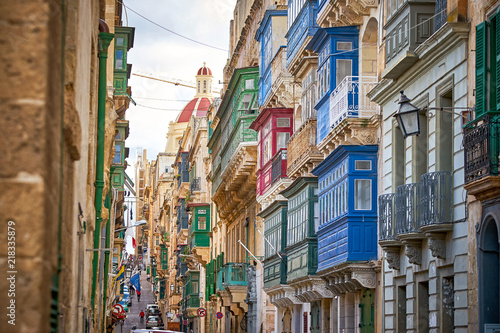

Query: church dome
(197, 63), (212, 76)
(175, 97), (212, 123)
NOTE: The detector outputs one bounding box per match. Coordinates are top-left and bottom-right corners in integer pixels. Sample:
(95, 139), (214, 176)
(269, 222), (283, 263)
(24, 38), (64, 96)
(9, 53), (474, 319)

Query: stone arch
(361, 17), (378, 78)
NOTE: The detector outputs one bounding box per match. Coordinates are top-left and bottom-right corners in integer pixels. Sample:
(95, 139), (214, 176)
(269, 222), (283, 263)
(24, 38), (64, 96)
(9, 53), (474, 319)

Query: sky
(121, 0), (236, 254)
(124, 0), (235, 163)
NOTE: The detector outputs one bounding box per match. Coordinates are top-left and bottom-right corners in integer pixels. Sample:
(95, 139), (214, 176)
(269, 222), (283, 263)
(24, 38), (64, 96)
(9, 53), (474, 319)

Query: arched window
(198, 81), (200, 93)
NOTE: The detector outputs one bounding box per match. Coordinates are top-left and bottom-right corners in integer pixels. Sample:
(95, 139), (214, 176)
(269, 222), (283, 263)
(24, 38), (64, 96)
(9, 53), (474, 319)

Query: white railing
(329, 76), (379, 129)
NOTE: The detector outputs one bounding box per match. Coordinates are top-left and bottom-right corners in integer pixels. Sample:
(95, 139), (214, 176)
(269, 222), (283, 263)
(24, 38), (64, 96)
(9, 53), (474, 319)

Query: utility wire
(134, 97), (192, 102)
(117, 0), (228, 52)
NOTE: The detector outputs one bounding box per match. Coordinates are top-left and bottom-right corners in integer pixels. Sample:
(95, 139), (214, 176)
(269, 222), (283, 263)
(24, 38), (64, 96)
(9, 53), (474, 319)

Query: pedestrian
(137, 292), (141, 302)
(139, 310), (145, 323)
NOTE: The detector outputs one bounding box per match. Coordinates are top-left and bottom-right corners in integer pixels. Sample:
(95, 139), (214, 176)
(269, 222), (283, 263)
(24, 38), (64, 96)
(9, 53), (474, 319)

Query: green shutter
(476, 21), (488, 117)
(495, 13), (500, 111)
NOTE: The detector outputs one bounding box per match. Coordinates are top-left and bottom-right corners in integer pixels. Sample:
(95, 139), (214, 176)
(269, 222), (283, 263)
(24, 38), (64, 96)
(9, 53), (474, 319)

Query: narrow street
(118, 272), (155, 333)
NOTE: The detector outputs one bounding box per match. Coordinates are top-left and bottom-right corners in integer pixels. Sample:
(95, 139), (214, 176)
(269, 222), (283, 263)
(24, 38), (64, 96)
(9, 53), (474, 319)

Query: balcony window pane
(337, 42), (352, 51)
(113, 145), (121, 164)
(116, 37), (124, 46)
(198, 217), (206, 230)
(355, 160), (372, 170)
(277, 118), (290, 127)
(277, 132), (290, 150)
(245, 79), (254, 90)
(336, 59), (352, 87)
(355, 179), (371, 210)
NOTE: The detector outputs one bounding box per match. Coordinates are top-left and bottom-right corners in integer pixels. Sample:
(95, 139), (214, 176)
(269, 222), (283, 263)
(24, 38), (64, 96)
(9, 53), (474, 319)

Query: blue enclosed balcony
(255, 7), (287, 105)
(286, 0), (319, 68)
(312, 145), (378, 272)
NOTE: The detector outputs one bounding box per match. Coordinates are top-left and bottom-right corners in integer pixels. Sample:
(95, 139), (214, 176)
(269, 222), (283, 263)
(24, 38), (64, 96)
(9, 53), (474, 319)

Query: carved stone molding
(289, 276), (334, 302)
(426, 232), (447, 259)
(320, 262), (380, 294)
(385, 249), (401, 270)
(403, 240), (422, 265)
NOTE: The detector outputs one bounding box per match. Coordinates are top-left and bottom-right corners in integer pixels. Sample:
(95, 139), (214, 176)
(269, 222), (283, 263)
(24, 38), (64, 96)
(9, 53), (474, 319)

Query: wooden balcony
(286, 119), (323, 180)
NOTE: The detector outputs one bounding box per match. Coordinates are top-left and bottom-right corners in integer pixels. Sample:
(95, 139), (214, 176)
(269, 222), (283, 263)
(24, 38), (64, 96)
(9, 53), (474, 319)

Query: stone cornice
(265, 284), (301, 308)
(317, 115), (380, 157)
(288, 275), (334, 302)
(319, 261), (380, 294)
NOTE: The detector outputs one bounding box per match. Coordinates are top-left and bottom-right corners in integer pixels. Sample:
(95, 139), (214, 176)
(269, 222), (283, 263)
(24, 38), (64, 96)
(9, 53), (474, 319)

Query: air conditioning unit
(485, 324), (500, 333)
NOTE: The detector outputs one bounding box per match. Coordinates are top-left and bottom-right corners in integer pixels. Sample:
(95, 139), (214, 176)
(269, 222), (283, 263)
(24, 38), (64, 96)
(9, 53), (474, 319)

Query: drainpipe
(101, 173), (116, 331)
(91, 20), (114, 317)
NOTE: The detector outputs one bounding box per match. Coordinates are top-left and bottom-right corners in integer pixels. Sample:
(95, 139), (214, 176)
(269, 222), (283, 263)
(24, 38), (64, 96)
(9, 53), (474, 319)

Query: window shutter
(495, 14), (500, 111)
(476, 21), (488, 117)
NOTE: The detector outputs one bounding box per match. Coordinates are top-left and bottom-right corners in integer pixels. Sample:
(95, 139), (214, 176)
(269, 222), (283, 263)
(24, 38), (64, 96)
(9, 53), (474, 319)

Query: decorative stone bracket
(402, 239), (423, 265)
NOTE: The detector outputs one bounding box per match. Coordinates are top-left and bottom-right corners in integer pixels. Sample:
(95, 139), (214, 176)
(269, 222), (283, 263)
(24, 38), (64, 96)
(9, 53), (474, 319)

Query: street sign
(216, 312), (223, 319)
(197, 308), (207, 317)
(182, 320), (188, 325)
(112, 304), (126, 319)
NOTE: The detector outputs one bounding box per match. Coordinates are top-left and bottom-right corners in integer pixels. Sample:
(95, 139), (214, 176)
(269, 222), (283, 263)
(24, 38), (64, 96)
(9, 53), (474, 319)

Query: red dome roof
(176, 97), (213, 123)
(197, 64), (212, 76)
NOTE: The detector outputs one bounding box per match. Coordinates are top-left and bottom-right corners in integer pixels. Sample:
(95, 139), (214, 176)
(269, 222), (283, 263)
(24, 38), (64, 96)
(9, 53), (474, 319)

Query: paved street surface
(117, 271), (155, 333)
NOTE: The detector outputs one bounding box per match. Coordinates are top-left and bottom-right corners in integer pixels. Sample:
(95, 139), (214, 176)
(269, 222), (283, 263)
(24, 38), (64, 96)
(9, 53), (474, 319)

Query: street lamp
(394, 90), (421, 138)
(394, 90), (473, 138)
(170, 283), (174, 292)
(125, 267), (132, 279)
(114, 219), (148, 233)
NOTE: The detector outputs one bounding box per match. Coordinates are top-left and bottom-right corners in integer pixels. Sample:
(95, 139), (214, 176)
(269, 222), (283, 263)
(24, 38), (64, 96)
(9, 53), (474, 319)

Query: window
(301, 69), (317, 123)
(239, 94), (253, 110)
(203, 80), (207, 93)
(277, 132), (290, 150)
(354, 179), (371, 210)
(276, 118), (290, 127)
(192, 281), (199, 294)
(198, 216), (206, 230)
(355, 160), (372, 170)
(115, 50), (123, 69)
(337, 41), (352, 51)
(245, 79), (254, 90)
(116, 37), (124, 46)
(113, 145), (122, 164)
(336, 59), (352, 87)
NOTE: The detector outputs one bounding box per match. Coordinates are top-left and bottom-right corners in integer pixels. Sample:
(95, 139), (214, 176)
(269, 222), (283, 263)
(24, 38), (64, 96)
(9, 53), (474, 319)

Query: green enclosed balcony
(183, 271), (201, 312)
(223, 262), (248, 287)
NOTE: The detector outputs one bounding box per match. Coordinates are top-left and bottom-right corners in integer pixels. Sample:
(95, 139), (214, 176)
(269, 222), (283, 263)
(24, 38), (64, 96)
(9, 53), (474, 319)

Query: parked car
(117, 300), (128, 312)
(146, 304), (160, 316)
(145, 316), (161, 329)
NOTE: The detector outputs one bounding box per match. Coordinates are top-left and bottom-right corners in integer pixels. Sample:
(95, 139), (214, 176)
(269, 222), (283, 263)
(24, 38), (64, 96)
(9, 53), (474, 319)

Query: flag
(130, 272), (141, 295)
(115, 265), (125, 281)
(132, 237), (136, 248)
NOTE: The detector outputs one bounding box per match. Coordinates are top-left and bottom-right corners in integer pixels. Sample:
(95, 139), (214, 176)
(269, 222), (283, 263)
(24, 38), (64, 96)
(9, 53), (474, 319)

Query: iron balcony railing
(379, 171), (454, 241)
(464, 113), (500, 184)
(271, 149), (287, 184)
(378, 193), (397, 241)
(329, 76), (379, 129)
(190, 177), (201, 191)
(395, 183), (422, 234)
(421, 171), (453, 226)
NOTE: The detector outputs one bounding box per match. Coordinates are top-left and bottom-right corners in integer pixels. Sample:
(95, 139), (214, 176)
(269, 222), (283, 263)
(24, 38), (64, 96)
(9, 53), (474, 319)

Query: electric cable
(117, 0), (228, 52)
